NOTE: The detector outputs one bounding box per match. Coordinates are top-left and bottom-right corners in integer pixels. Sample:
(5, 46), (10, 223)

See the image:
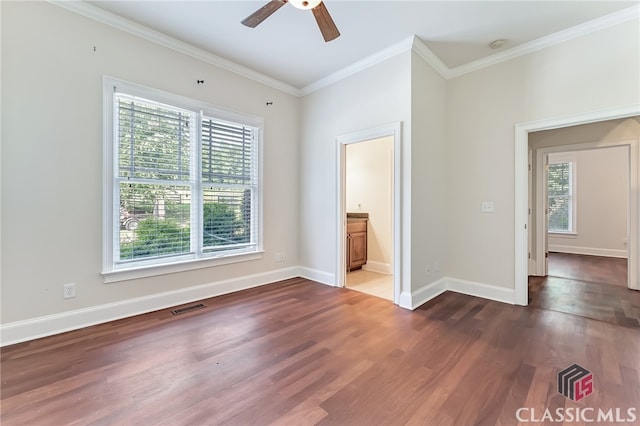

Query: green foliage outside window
(548, 162), (572, 232)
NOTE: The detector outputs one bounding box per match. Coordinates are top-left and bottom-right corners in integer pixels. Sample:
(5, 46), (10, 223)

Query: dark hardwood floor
(529, 252), (639, 328)
(547, 252), (628, 287)
(2, 276), (639, 425)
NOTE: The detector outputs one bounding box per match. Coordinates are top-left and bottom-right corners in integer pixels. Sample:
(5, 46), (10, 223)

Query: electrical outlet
(481, 201), (495, 213)
(63, 283), (76, 299)
(274, 253), (286, 262)
(425, 265), (431, 275)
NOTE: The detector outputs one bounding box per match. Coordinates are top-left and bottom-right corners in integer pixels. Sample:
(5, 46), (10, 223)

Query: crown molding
(447, 4), (640, 78)
(299, 36), (415, 96)
(49, 1), (638, 96)
(410, 36), (451, 79)
(48, 0), (301, 97)
(302, 4), (639, 91)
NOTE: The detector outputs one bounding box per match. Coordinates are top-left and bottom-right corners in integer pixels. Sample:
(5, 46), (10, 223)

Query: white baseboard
(298, 267), (336, 287)
(0, 267), (300, 347)
(446, 277), (516, 305)
(363, 261), (392, 275)
(400, 278), (448, 310)
(0, 268), (518, 346)
(549, 245), (628, 258)
(402, 277), (515, 310)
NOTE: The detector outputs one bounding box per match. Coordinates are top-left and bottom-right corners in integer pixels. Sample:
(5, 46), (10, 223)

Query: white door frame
(515, 106), (640, 305)
(336, 123), (402, 304)
(534, 141), (636, 280)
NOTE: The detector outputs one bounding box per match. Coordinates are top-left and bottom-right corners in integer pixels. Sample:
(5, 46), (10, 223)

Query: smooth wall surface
(1, 2), (300, 323)
(446, 19), (639, 289)
(299, 51), (411, 286)
(346, 137), (393, 272)
(547, 147), (629, 257)
(410, 50), (448, 290)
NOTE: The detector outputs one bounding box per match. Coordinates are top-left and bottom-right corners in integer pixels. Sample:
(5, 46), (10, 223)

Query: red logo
(558, 364), (593, 401)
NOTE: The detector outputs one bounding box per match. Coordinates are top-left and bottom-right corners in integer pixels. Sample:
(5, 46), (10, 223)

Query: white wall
(1, 2), (300, 327)
(446, 18), (639, 290)
(299, 51), (412, 286)
(346, 137), (393, 272)
(547, 147), (629, 257)
(409, 50), (448, 293)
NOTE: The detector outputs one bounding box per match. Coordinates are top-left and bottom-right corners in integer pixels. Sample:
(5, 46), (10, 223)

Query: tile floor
(346, 268), (393, 300)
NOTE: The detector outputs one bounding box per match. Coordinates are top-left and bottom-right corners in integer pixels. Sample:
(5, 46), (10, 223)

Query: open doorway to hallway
(344, 137), (394, 301)
(515, 110), (640, 305)
(524, 117), (639, 326)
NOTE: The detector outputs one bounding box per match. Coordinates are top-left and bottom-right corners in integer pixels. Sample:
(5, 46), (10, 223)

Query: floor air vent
(171, 303), (206, 315)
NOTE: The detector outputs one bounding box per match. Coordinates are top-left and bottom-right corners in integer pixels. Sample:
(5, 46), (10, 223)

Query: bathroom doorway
(344, 137), (394, 300)
(336, 123), (402, 304)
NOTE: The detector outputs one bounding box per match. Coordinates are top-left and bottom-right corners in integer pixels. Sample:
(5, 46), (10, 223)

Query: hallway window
(547, 154), (576, 233)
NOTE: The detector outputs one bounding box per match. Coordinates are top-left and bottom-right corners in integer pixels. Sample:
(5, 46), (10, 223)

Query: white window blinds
(548, 160), (574, 233)
(115, 94), (195, 262)
(201, 117), (258, 253)
(104, 79), (262, 275)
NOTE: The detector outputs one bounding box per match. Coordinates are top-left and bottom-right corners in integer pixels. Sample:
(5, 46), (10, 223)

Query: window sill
(102, 251), (264, 283)
(548, 231), (577, 237)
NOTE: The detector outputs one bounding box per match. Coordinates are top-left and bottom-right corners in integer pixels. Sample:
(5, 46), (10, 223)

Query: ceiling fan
(242, 0), (340, 42)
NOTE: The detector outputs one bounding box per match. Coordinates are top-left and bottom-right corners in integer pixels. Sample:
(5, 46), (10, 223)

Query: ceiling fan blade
(312, 2), (340, 42)
(241, 0), (287, 28)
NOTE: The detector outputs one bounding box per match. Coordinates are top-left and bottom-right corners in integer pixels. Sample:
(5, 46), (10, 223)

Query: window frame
(102, 76), (263, 283)
(547, 153), (577, 235)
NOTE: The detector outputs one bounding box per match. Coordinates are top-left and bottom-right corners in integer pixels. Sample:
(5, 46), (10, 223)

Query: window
(103, 77), (262, 280)
(547, 154), (576, 234)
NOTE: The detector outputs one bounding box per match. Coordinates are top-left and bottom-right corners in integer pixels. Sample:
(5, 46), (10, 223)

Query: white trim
(103, 252), (264, 283)
(515, 104), (640, 306)
(548, 246), (628, 259)
(102, 76), (264, 279)
(448, 5), (640, 78)
(547, 153), (578, 234)
(399, 277), (515, 310)
(1, 271), (521, 346)
(300, 37), (415, 96)
(336, 123), (403, 306)
(535, 139), (637, 280)
(410, 36), (450, 79)
(49, 0), (299, 96)
(49, 2), (638, 96)
(363, 261), (392, 275)
(446, 278), (516, 305)
(400, 278), (447, 310)
(0, 267), (301, 347)
(297, 267), (336, 287)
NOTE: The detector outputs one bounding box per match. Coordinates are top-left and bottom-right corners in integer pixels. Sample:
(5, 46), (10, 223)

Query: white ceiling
(87, 1), (637, 90)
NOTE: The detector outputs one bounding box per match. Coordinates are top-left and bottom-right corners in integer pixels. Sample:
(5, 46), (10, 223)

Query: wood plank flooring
(547, 252), (628, 287)
(529, 252), (639, 328)
(2, 276), (639, 425)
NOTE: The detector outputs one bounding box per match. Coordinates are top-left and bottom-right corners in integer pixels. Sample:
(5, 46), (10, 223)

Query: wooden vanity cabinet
(347, 218), (367, 271)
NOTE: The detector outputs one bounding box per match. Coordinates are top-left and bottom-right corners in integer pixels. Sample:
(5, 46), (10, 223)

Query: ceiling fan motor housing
(289, 0), (322, 10)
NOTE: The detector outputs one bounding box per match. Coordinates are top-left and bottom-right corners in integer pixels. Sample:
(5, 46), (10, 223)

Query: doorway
(532, 143), (631, 280)
(336, 123), (402, 304)
(515, 109), (640, 305)
(344, 137), (394, 300)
